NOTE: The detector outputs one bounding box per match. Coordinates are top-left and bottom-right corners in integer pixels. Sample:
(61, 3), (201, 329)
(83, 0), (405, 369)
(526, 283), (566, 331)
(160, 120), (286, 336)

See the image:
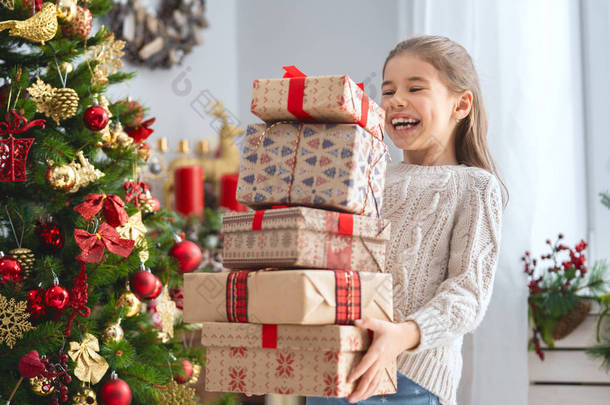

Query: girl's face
(381, 53), (471, 162)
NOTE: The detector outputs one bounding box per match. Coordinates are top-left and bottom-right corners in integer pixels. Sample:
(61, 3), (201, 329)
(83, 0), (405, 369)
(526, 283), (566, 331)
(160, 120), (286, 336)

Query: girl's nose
(388, 91), (407, 109)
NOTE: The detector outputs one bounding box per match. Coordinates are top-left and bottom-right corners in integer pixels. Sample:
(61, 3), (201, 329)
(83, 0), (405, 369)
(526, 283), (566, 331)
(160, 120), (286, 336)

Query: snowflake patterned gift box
(201, 322), (397, 397)
(236, 123), (388, 217)
(251, 66), (385, 141)
(183, 270), (393, 325)
(222, 206), (390, 272)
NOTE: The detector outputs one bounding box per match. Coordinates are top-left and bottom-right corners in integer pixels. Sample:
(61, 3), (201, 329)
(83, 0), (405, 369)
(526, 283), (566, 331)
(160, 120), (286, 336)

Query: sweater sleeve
(403, 172), (504, 353)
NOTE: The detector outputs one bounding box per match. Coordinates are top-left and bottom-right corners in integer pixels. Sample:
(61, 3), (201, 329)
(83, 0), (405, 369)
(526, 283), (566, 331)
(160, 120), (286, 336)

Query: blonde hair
(383, 35), (508, 208)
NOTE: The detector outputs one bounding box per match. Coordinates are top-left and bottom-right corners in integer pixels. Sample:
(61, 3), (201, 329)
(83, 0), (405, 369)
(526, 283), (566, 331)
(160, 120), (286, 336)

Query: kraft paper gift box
(183, 270), (393, 325)
(236, 123), (388, 217)
(250, 66), (386, 141)
(222, 206), (390, 272)
(201, 322), (398, 397)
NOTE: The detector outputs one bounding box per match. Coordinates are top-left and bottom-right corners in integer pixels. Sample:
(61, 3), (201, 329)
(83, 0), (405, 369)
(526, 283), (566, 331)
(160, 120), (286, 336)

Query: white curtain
(396, 1), (588, 404)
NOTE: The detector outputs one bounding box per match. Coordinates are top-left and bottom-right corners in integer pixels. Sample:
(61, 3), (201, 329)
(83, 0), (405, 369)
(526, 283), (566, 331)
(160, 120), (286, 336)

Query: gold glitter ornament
(156, 285), (176, 339)
(29, 375), (55, 396)
(0, 2), (58, 44)
(117, 211), (148, 262)
(1, 0), (14, 10)
(26, 78), (79, 124)
(56, 0), (77, 22)
(103, 320), (124, 343)
(68, 333), (109, 384)
(0, 293), (34, 349)
(72, 387), (97, 405)
(100, 122), (133, 149)
(117, 290), (141, 318)
(159, 380), (197, 405)
(7, 247), (35, 279)
(46, 151), (104, 193)
(87, 32), (125, 86)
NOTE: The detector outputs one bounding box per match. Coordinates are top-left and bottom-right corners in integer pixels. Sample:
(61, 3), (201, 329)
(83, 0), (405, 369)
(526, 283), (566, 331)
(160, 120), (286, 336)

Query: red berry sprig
(39, 350), (72, 404)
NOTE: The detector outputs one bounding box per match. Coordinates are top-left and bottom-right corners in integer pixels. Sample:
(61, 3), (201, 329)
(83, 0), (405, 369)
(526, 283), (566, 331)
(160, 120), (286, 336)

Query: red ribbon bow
(126, 117), (155, 143)
(74, 193), (129, 228)
(0, 109), (45, 137)
(74, 222), (135, 263)
(281, 65), (370, 130)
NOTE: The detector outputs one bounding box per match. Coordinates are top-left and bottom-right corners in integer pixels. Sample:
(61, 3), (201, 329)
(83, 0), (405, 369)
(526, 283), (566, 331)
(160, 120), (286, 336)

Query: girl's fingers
(347, 348), (379, 383)
(348, 365), (381, 403)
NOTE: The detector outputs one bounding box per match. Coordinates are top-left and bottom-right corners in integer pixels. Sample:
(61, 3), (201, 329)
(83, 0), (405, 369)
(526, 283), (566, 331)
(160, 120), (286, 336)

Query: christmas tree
(0, 1), (213, 404)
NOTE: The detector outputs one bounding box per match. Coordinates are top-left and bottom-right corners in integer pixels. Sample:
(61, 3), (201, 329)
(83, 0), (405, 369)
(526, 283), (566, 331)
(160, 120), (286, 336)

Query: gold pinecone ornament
(8, 247), (35, 279)
(551, 299), (592, 340)
(26, 78), (79, 124)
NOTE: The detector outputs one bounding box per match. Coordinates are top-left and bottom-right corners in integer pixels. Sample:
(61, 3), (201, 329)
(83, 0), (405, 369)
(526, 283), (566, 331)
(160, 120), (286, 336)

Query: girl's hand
(347, 318), (421, 403)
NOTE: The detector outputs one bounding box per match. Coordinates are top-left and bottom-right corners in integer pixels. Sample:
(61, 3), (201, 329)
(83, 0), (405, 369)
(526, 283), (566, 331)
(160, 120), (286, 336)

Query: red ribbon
(282, 65), (314, 121)
(337, 213), (354, 236)
(124, 181), (151, 207)
(356, 82), (370, 129)
(251, 206), (291, 231)
(74, 193), (129, 228)
(126, 117), (156, 143)
(262, 324), (278, 349)
(74, 222), (135, 263)
(65, 261), (91, 337)
(0, 109), (45, 136)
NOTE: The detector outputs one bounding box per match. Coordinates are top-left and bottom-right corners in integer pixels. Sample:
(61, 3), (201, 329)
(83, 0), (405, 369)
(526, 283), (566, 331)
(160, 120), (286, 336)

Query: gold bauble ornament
(0, 3), (58, 44)
(29, 376), (55, 396)
(7, 247), (35, 279)
(103, 321), (124, 343)
(56, 0), (77, 22)
(46, 163), (77, 191)
(72, 387), (97, 405)
(46, 61), (74, 76)
(117, 291), (141, 318)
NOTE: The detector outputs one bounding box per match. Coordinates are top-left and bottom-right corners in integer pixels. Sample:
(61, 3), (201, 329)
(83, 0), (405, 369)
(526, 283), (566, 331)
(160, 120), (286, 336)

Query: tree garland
(105, 0), (208, 69)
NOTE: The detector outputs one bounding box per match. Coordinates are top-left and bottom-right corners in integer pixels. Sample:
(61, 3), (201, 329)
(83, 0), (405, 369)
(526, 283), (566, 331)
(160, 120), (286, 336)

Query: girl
(307, 36), (507, 405)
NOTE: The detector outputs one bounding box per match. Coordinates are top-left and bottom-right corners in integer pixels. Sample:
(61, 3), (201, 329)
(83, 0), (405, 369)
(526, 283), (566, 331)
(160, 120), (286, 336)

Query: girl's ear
(454, 90), (473, 120)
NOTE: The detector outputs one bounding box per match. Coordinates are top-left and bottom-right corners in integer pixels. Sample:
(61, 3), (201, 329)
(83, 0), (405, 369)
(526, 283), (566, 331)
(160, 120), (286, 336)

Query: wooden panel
(528, 351), (610, 383)
(529, 385), (610, 405)
(553, 315), (608, 348)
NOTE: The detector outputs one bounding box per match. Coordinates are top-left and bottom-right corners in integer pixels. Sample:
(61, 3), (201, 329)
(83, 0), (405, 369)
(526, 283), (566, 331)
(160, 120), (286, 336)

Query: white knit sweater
(383, 162), (504, 405)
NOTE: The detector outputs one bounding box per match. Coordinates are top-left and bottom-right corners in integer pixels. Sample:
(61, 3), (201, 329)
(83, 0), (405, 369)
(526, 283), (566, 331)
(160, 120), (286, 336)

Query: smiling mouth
(391, 117), (420, 131)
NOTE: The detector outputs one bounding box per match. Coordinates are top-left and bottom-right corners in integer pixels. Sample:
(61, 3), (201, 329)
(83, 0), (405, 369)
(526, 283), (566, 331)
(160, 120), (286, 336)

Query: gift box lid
(222, 206), (390, 240)
(201, 322), (372, 352)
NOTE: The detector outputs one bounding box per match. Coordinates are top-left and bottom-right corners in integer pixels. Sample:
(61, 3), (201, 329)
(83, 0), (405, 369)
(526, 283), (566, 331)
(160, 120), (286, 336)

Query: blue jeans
(306, 373), (440, 405)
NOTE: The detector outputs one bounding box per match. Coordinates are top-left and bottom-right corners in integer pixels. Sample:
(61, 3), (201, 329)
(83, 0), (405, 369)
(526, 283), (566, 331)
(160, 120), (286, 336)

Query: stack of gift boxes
(184, 66), (396, 398)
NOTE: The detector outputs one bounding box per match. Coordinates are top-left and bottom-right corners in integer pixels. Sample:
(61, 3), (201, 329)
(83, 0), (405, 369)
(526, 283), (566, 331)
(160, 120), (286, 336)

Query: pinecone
(552, 299), (591, 340)
(7, 247), (35, 279)
(48, 87), (79, 124)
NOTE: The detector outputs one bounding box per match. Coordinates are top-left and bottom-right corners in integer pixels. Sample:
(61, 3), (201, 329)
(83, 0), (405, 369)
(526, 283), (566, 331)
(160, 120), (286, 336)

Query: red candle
(220, 173), (248, 212)
(174, 166), (204, 216)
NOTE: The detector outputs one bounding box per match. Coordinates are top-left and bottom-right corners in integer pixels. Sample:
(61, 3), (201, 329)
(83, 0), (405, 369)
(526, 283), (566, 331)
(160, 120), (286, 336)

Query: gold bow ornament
(67, 333), (109, 384)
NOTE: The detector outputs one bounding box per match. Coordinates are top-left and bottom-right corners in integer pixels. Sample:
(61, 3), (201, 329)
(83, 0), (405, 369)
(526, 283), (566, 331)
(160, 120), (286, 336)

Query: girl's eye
(382, 90), (395, 96)
(410, 88), (423, 92)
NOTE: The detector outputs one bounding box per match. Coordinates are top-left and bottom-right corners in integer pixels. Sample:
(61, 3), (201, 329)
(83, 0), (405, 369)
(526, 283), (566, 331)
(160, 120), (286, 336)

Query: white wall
(109, 0), (239, 154)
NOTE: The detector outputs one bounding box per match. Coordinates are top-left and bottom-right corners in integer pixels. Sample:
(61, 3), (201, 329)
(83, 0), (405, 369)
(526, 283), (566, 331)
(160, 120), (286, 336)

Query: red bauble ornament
(36, 218), (64, 253)
(84, 105), (110, 131)
(99, 376), (132, 405)
(148, 277), (162, 300)
(44, 285), (70, 310)
(170, 240), (202, 273)
(174, 360), (194, 384)
(27, 289), (46, 319)
(0, 252), (23, 284)
(130, 269), (160, 300)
